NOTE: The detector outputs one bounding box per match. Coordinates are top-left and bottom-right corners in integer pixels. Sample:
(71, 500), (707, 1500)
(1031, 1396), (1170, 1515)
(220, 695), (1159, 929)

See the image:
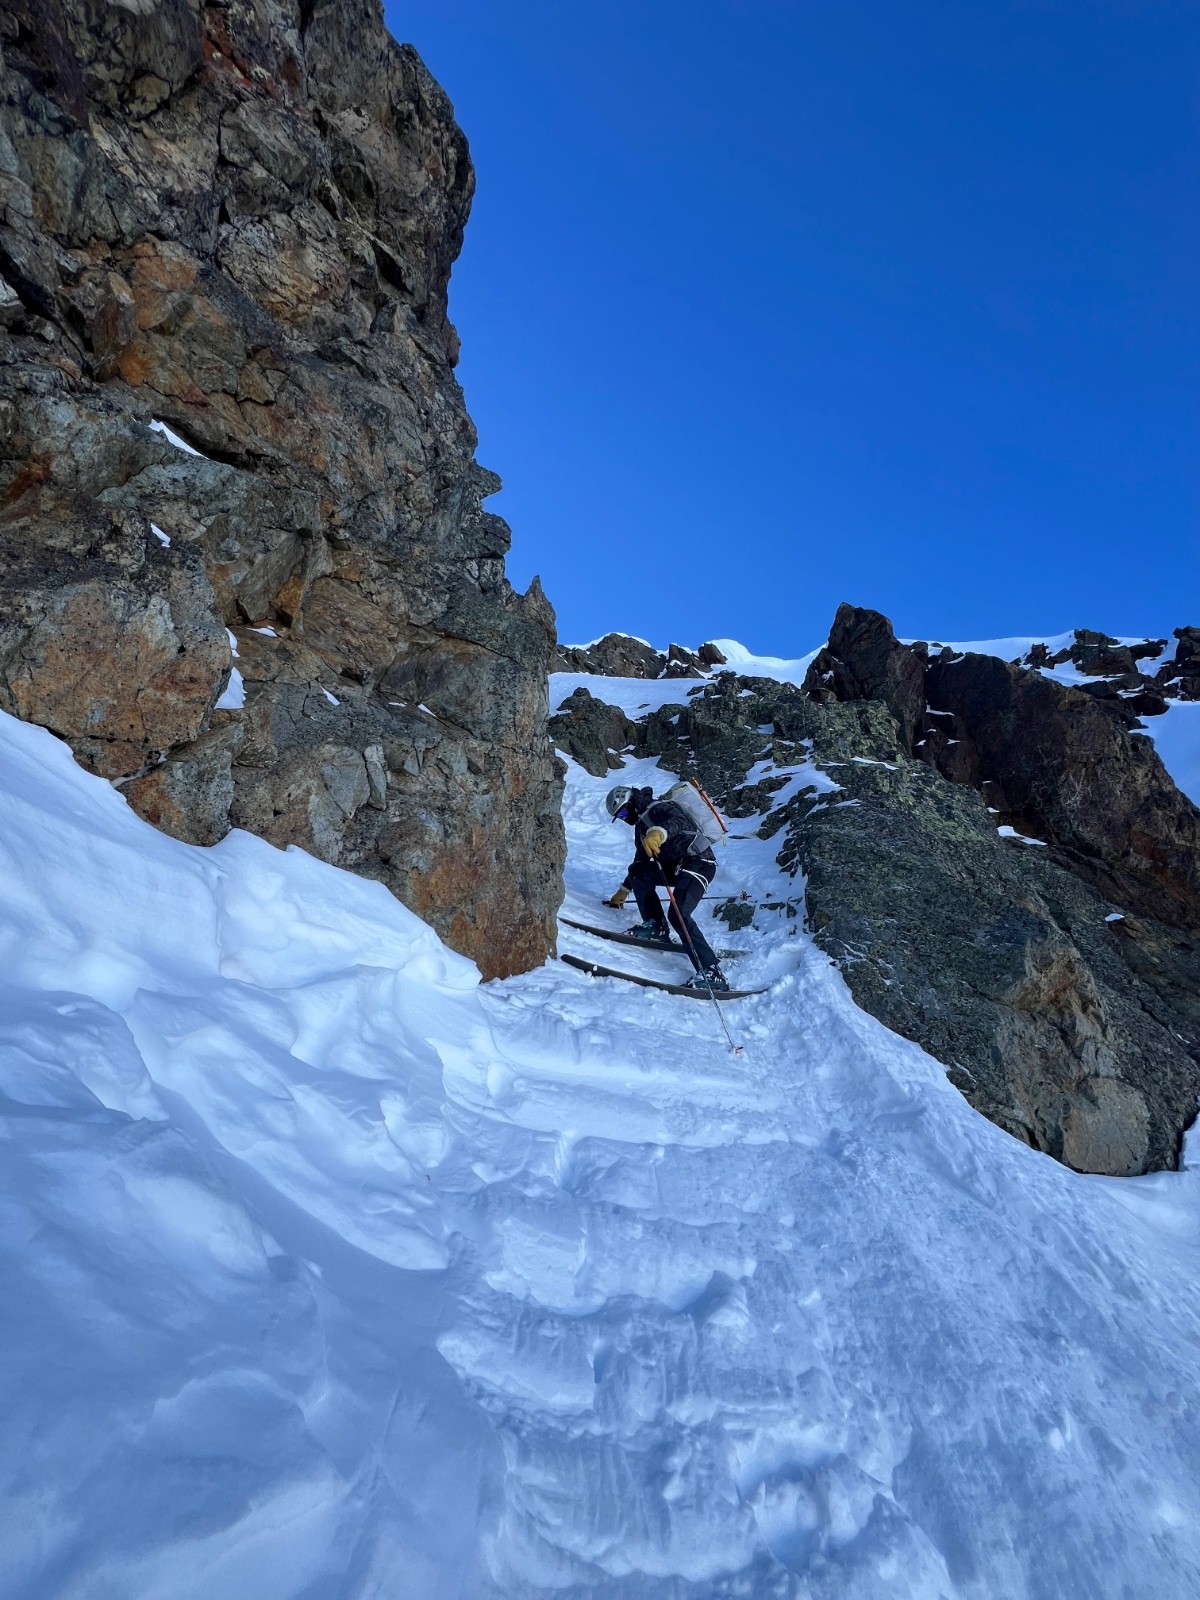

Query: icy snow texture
(3, 688), (1200, 1598)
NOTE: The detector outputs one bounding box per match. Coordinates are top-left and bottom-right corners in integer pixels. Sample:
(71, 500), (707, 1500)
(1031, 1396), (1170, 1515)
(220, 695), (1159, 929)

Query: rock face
(1016, 625), (1197, 707)
(0, 0), (564, 976)
(806, 604), (1200, 930)
(1161, 627), (1200, 700)
(554, 632), (724, 680)
(553, 610), (1200, 1175)
(547, 685), (635, 777)
(923, 652), (1200, 927)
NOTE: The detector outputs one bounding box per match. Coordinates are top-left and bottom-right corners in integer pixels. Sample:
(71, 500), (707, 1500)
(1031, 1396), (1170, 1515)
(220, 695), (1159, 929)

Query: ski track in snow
(0, 648), (1199, 1598)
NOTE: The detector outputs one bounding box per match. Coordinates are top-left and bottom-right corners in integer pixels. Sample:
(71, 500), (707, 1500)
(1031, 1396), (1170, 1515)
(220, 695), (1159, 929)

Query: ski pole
(654, 859), (743, 1057)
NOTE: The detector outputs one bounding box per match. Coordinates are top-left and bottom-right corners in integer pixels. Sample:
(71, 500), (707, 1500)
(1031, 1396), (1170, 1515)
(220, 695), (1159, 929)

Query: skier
(602, 784), (730, 992)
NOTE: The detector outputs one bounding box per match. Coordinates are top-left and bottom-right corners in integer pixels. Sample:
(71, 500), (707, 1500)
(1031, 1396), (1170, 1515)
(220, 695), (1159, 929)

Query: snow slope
(1146, 700), (1200, 807)
(4, 699), (1200, 1599)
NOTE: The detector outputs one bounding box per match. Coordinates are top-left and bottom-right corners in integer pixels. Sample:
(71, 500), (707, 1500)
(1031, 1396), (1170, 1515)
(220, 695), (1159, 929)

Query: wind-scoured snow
(3, 691), (1200, 1598)
(551, 673), (715, 718)
(907, 630), (1079, 661)
(1144, 700), (1200, 807)
(907, 630), (1171, 662)
(703, 640), (822, 684)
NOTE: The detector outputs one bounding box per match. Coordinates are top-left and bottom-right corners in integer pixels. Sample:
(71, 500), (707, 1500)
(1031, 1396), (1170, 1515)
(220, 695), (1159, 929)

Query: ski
(560, 952), (767, 1000)
(559, 916), (742, 960)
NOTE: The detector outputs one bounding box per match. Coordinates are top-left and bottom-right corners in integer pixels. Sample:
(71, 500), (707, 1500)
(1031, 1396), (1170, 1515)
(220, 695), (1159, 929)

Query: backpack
(663, 780), (728, 849)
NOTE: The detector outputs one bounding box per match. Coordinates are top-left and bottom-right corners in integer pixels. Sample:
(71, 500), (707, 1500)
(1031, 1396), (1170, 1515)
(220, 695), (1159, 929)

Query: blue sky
(385, 1), (1199, 654)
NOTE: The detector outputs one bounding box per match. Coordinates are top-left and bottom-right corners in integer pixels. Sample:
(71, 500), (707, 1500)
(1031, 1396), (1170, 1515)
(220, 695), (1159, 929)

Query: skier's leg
(666, 870), (718, 971)
(628, 862), (668, 931)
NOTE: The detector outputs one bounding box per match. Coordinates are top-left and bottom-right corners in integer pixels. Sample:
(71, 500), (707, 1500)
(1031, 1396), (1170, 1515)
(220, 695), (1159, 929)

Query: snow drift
(3, 671), (1200, 1597)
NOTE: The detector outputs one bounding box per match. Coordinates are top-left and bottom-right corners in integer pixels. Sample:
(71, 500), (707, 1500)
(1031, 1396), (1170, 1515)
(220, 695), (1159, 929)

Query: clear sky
(385, 1), (1199, 655)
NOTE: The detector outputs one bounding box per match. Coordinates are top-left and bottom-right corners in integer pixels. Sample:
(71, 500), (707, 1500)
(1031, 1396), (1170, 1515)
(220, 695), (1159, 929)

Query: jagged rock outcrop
(555, 633), (664, 678)
(922, 652), (1200, 927)
(1015, 625), (1197, 707)
(804, 602), (926, 750)
(1160, 627), (1200, 700)
(0, 0), (564, 976)
(553, 632), (724, 680)
(547, 685), (635, 777)
(552, 612), (1200, 1176)
(806, 604), (1200, 930)
(0, 507), (229, 782)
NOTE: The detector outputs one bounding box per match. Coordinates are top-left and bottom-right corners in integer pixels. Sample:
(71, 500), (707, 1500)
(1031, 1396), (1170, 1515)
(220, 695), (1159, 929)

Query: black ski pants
(629, 857), (718, 972)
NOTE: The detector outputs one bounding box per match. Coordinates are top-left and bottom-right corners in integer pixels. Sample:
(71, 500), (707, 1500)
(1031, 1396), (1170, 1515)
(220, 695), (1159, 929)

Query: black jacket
(625, 797), (716, 885)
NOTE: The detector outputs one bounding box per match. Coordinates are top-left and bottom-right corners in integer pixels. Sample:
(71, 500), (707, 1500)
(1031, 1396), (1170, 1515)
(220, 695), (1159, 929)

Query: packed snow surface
(4, 676), (1200, 1598)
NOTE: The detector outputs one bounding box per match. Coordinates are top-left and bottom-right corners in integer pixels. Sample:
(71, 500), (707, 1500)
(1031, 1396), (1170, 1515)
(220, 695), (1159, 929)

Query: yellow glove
(642, 826), (667, 858)
(603, 886), (630, 909)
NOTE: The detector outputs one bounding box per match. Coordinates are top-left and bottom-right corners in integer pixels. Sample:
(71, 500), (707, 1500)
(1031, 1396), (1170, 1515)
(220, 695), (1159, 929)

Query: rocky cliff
(553, 632), (728, 679)
(0, 0), (564, 977)
(551, 607), (1200, 1176)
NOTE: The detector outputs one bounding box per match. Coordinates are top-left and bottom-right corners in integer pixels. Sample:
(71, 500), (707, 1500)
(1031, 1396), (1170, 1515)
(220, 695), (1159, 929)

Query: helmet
(605, 785), (635, 822)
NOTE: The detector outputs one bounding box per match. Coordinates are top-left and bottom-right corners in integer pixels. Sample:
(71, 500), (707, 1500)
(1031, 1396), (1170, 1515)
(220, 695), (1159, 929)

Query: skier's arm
(642, 803), (693, 869)
(603, 873), (633, 908)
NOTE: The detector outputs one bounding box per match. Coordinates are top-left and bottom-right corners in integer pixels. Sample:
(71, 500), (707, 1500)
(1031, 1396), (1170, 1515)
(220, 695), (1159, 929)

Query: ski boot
(685, 965), (730, 993)
(626, 918), (671, 943)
